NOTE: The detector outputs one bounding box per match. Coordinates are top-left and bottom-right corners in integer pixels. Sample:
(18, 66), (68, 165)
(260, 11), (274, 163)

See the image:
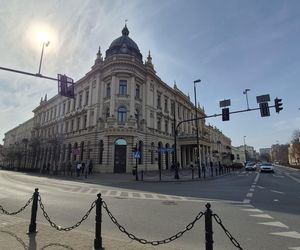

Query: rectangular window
(79, 94), (83, 107)
(157, 92), (161, 109)
(164, 98), (168, 112)
(77, 117), (81, 131)
(73, 96), (76, 110)
(119, 80), (127, 95)
(135, 84), (140, 98)
(85, 90), (89, 105)
(83, 115), (87, 129)
(106, 83), (111, 97)
(65, 121), (69, 133)
(157, 118), (161, 131)
(171, 101), (175, 116)
(71, 120), (74, 132)
(67, 100), (71, 113)
(165, 120), (168, 133)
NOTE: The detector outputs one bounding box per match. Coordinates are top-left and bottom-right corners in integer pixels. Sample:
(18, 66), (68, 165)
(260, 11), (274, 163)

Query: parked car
(245, 162), (256, 171)
(260, 163), (274, 173)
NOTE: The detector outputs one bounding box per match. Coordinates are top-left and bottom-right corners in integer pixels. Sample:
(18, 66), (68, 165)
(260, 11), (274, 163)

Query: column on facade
(130, 76), (135, 117)
(153, 83), (157, 130)
(93, 74), (101, 125)
(99, 80), (104, 121)
(110, 75), (116, 117)
(86, 79), (93, 127)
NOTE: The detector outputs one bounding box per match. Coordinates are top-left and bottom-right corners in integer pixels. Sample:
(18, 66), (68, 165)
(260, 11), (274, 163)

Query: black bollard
(215, 168), (218, 176)
(198, 165), (201, 178)
(28, 188), (39, 234)
(94, 193), (103, 250)
(205, 203), (214, 250)
(141, 170), (144, 181)
(192, 168), (194, 179)
(211, 167), (213, 177)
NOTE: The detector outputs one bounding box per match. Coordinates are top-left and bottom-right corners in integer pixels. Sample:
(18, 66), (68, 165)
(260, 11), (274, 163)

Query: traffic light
(274, 98), (283, 113)
(222, 108), (230, 121)
(259, 102), (270, 117)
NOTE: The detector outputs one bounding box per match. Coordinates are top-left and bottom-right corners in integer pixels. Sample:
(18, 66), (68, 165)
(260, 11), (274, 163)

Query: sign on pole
(134, 151), (141, 159)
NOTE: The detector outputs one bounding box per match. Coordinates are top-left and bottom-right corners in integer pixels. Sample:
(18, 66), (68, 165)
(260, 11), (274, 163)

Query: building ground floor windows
(3, 131), (231, 174)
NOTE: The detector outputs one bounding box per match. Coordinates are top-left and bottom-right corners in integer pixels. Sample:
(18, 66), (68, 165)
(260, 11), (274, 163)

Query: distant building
(231, 146), (246, 165)
(259, 148), (271, 155)
(3, 25), (232, 173)
(236, 145), (257, 162)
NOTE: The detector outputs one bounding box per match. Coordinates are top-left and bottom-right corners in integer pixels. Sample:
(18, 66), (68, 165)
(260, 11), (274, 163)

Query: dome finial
(122, 20), (129, 36)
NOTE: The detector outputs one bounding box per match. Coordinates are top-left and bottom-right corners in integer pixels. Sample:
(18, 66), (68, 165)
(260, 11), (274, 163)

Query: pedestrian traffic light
(274, 98), (283, 113)
(222, 108), (230, 121)
(259, 102), (270, 117)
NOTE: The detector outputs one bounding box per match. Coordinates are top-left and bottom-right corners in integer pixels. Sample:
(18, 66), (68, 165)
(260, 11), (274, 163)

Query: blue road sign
(134, 151), (141, 159)
(158, 147), (174, 153)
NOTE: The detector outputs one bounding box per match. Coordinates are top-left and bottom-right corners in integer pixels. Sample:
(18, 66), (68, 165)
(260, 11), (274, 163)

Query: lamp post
(37, 41), (50, 75)
(243, 136), (247, 164)
(243, 89), (250, 110)
(194, 79), (201, 176)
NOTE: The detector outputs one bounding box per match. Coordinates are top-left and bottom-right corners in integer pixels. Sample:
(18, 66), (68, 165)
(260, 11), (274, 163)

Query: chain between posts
(0, 197), (33, 215)
(102, 200), (204, 245)
(212, 213), (244, 250)
(38, 195), (96, 231)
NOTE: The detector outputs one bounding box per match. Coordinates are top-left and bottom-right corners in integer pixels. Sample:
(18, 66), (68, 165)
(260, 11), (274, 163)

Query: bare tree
(290, 130), (300, 164)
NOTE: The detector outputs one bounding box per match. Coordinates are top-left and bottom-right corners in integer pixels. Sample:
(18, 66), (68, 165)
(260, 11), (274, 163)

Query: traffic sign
(134, 151), (141, 159)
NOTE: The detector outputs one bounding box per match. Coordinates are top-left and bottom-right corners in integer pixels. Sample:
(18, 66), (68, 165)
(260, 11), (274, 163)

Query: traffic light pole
(173, 105), (278, 173)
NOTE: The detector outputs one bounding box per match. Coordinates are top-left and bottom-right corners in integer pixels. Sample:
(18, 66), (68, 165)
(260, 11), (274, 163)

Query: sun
(26, 22), (57, 51)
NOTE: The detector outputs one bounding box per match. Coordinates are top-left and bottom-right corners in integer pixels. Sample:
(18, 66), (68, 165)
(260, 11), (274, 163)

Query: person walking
(76, 162), (81, 177)
(88, 159), (93, 175)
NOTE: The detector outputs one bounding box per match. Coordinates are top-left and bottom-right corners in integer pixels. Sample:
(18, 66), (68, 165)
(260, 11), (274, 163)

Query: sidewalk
(0, 214), (183, 250)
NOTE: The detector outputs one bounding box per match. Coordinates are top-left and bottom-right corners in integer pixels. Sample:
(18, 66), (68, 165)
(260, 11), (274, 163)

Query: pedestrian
(61, 161), (66, 176)
(190, 161), (194, 169)
(76, 162), (81, 177)
(81, 161), (85, 174)
(82, 162), (88, 178)
(67, 161), (72, 176)
(88, 159), (93, 175)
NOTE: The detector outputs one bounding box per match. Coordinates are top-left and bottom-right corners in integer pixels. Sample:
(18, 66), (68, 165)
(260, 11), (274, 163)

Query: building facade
(3, 25), (232, 173)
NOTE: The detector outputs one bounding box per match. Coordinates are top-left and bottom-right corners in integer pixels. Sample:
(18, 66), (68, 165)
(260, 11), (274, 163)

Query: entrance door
(114, 139), (127, 173)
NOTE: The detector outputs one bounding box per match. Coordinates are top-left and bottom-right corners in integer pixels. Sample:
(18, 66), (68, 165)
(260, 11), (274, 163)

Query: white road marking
(242, 208), (263, 213)
(271, 190), (285, 194)
(258, 221), (288, 228)
(274, 199), (279, 202)
(270, 231), (300, 239)
(243, 199), (250, 203)
(285, 173), (300, 184)
(251, 185), (256, 188)
(250, 188), (254, 192)
(289, 247), (300, 250)
(254, 172), (260, 182)
(257, 186), (264, 189)
(249, 214), (273, 219)
(238, 204), (253, 207)
(246, 193), (253, 197)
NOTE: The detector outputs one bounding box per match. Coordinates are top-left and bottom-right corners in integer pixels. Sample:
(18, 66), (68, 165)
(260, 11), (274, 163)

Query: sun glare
(26, 22), (57, 52)
(37, 31), (50, 43)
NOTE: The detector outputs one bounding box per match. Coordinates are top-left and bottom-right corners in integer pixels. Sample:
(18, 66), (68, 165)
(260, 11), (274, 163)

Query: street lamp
(37, 41), (50, 75)
(194, 79), (201, 176)
(243, 89), (250, 110)
(243, 136), (247, 163)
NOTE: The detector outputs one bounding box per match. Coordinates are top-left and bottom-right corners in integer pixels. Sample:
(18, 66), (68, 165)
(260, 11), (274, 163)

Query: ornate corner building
(3, 25), (232, 173)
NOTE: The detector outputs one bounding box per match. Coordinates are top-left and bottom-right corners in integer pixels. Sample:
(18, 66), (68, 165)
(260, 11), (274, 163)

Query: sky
(0, 0), (299, 151)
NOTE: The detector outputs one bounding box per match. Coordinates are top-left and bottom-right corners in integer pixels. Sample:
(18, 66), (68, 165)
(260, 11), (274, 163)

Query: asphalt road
(0, 165), (299, 250)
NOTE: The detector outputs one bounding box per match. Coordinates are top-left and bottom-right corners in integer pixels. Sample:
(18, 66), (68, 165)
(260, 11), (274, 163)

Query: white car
(260, 163), (274, 173)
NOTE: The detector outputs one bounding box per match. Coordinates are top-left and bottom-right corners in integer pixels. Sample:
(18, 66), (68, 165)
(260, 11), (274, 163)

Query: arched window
(118, 106), (127, 124)
(67, 144), (71, 161)
(73, 143), (78, 162)
(98, 140), (104, 164)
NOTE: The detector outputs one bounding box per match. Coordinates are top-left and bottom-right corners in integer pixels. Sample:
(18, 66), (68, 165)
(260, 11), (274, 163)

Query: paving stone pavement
(0, 215), (185, 250)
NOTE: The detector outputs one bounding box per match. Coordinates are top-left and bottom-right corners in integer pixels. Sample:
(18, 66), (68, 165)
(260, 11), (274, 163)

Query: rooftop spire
(122, 23), (129, 36)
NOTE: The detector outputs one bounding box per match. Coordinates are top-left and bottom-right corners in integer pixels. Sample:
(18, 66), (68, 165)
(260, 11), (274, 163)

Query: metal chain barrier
(0, 197), (33, 215)
(38, 195), (96, 231)
(213, 213), (243, 250)
(102, 200), (204, 246)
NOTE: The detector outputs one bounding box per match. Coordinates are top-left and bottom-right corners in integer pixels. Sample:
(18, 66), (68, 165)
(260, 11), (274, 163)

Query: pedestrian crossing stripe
(270, 231), (300, 239)
(258, 221), (288, 228)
